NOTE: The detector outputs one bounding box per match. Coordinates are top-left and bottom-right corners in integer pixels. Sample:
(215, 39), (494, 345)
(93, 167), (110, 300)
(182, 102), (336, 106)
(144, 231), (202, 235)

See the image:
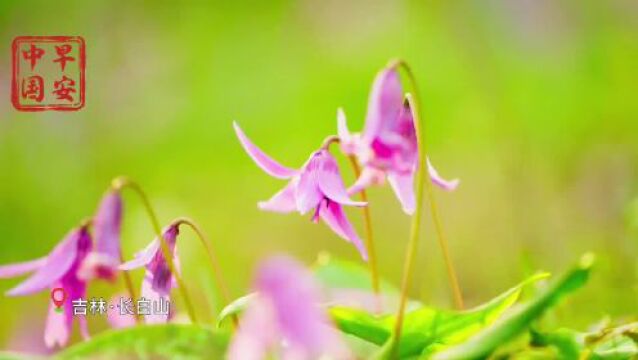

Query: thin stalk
(112, 177), (198, 323)
(347, 156), (380, 297)
(322, 136), (381, 302)
(390, 60), (463, 357)
(119, 252), (140, 322)
(392, 59), (464, 310)
(390, 94), (427, 358)
(174, 217), (238, 328)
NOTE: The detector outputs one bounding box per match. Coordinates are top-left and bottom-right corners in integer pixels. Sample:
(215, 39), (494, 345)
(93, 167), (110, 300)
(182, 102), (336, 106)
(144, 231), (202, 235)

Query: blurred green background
(0, 0), (636, 352)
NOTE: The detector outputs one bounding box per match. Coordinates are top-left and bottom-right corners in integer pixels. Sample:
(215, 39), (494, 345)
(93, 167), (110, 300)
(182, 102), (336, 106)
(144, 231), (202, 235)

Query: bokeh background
(0, 0), (636, 352)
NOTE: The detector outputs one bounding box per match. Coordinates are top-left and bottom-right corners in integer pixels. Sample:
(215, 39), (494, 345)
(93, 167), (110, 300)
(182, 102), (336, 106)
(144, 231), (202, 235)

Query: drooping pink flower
(0, 225), (92, 348)
(119, 223), (180, 324)
(233, 122), (368, 260)
(228, 256), (351, 360)
(79, 190), (123, 281)
(338, 65), (459, 214)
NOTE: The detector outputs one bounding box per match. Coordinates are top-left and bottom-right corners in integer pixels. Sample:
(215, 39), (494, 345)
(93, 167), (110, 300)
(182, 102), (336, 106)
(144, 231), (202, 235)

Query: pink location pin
(51, 287), (67, 313)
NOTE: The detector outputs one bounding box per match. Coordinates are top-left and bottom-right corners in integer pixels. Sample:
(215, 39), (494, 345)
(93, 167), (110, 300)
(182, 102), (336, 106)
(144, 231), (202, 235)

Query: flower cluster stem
(174, 217), (238, 328)
(113, 177), (198, 323)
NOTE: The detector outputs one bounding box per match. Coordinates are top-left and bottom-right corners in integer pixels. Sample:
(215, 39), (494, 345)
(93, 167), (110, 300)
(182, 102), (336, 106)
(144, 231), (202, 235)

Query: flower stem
(174, 217), (238, 328)
(390, 60), (464, 356)
(112, 177), (198, 323)
(323, 136), (381, 304)
(347, 155), (381, 299)
(393, 59), (464, 311)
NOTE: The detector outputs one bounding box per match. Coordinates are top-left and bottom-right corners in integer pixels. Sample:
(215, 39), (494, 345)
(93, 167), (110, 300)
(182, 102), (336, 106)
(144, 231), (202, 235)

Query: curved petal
(7, 229), (81, 296)
(295, 154), (324, 214)
(233, 122), (297, 179)
(141, 270), (172, 324)
(362, 66), (403, 143)
(347, 166), (386, 195)
(319, 201), (368, 261)
(387, 171), (415, 215)
(258, 180), (297, 213)
(94, 191), (123, 259)
(316, 152), (366, 207)
(0, 257), (46, 279)
(44, 295), (72, 348)
(228, 296), (276, 360)
(427, 159), (460, 191)
(119, 240), (160, 271)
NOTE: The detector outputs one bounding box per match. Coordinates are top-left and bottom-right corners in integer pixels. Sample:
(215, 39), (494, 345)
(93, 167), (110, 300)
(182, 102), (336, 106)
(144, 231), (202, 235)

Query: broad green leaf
(56, 324), (229, 360)
(331, 272), (549, 358)
(431, 253), (595, 360)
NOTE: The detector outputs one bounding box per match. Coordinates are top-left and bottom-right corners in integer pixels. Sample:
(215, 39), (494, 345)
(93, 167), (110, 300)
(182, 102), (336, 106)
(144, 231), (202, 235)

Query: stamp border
(11, 36), (86, 112)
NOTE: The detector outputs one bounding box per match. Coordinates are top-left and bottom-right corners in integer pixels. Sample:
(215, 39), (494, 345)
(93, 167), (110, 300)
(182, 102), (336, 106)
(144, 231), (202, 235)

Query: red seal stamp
(11, 36), (85, 111)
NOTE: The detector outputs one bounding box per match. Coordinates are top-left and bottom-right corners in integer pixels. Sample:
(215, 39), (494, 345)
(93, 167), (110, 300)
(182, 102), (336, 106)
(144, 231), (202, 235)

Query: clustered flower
(0, 61), (458, 358)
(234, 62), (458, 256)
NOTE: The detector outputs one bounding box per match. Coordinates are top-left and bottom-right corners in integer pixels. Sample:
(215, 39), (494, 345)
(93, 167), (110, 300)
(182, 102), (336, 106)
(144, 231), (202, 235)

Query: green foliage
(55, 324), (229, 360)
(431, 253), (595, 359)
(528, 322), (638, 360)
(330, 272), (549, 358)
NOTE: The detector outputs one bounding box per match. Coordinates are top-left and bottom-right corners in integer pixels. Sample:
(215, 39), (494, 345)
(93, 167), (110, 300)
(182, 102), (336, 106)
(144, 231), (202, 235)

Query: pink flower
(0, 225), (92, 348)
(338, 65), (459, 214)
(79, 190), (123, 281)
(228, 256), (351, 360)
(119, 223), (180, 324)
(233, 122), (368, 260)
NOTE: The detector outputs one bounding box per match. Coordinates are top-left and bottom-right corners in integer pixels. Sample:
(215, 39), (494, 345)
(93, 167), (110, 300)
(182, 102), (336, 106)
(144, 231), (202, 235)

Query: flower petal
(228, 296), (276, 360)
(320, 201), (368, 261)
(233, 122), (297, 179)
(257, 180), (297, 213)
(295, 154), (324, 214)
(347, 166), (386, 195)
(119, 240), (160, 271)
(317, 151), (367, 207)
(387, 171), (416, 215)
(141, 270), (172, 324)
(6, 229), (82, 296)
(427, 159), (460, 191)
(94, 191), (123, 259)
(256, 256), (351, 359)
(44, 295), (72, 348)
(362, 66), (403, 143)
(0, 257), (46, 279)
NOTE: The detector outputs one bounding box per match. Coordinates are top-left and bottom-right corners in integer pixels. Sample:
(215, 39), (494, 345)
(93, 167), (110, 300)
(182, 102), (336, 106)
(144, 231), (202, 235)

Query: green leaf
(55, 324), (229, 360)
(331, 272), (549, 358)
(431, 253), (595, 360)
(217, 293), (256, 327)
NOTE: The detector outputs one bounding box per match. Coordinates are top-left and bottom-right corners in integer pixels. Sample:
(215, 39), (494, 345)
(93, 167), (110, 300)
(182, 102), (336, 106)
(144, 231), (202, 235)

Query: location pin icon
(51, 287), (67, 313)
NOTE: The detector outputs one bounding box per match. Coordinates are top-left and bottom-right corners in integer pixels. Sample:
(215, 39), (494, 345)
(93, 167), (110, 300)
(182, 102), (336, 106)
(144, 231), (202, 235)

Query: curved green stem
(112, 177), (198, 323)
(390, 60), (464, 356)
(173, 217), (237, 328)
